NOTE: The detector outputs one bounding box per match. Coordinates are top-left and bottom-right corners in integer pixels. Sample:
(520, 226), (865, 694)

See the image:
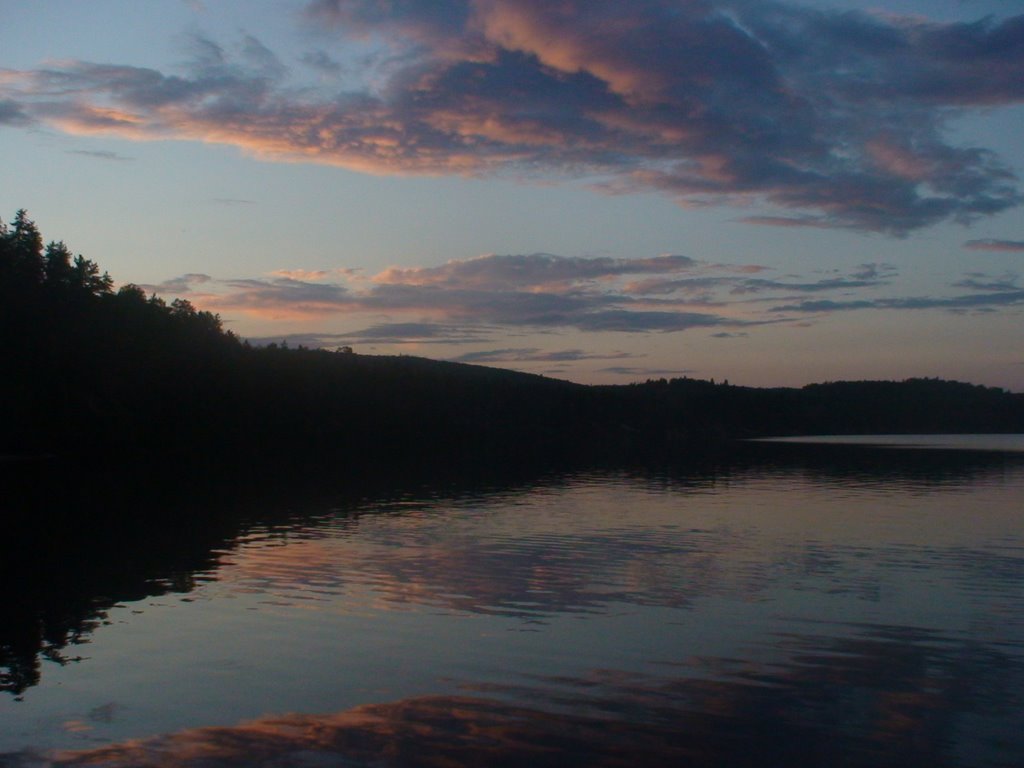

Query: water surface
(754, 433), (1024, 452)
(2, 438), (1023, 766)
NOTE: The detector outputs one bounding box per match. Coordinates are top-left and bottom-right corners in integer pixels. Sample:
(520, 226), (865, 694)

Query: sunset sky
(2, 0), (1022, 388)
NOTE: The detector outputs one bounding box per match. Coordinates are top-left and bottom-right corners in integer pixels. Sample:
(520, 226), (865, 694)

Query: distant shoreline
(748, 434), (1024, 452)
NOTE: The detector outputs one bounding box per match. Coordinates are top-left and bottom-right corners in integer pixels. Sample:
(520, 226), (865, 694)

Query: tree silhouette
(8, 209), (44, 284)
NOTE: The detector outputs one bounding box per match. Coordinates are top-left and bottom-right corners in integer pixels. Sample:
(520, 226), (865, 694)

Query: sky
(2, 0), (1023, 389)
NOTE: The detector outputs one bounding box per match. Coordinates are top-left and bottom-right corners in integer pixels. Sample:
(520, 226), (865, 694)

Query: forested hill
(3, 211), (1023, 463)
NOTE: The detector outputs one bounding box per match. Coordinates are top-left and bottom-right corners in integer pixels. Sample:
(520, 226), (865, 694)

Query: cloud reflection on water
(220, 463), (1024, 628)
(3, 446), (1024, 768)
(6, 448), (1022, 698)
(18, 622), (1019, 767)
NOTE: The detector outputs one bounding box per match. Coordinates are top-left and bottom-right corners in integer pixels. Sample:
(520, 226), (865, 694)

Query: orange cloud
(472, 0), (671, 103)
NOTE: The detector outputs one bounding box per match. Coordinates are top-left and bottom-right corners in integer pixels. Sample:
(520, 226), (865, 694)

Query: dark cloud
(599, 366), (696, 377)
(3, 2), (1022, 232)
(851, 263), (898, 281)
(303, 0), (472, 47)
(356, 283), (595, 326)
(344, 321), (468, 339)
(452, 348), (539, 363)
(299, 50), (344, 76)
(66, 149), (134, 161)
(375, 253), (699, 290)
(350, 282), (754, 333)
(571, 309), (737, 333)
(963, 238), (1024, 252)
(771, 290), (1024, 313)
(451, 348), (634, 364)
(736, 215), (837, 229)
(620, 276), (731, 299)
(142, 273), (213, 293)
(187, 33), (228, 71)
(738, 6), (1024, 107)
(240, 34), (288, 79)
(770, 299), (888, 313)
(244, 323), (489, 347)
(335, 322), (491, 345)
(0, 98), (32, 126)
(622, 265), (894, 297)
(736, 276), (890, 294)
(953, 273), (1020, 292)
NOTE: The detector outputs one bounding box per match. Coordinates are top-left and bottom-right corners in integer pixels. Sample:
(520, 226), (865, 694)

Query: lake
(2, 436), (1023, 766)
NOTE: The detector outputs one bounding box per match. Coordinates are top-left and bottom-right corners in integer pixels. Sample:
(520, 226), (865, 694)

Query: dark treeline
(3, 210), (1024, 465)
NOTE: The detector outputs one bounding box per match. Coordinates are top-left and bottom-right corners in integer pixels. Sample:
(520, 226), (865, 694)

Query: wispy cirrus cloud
(3, 2), (1023, 232)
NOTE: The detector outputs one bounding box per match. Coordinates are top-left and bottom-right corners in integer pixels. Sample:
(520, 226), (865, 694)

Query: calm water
(2, 436), (1024, 766)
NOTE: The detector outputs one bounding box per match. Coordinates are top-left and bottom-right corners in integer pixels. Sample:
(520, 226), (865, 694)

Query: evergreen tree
(43, 241), (74, 287)
(70, 254), (113, 296)
(9, 209), (44, 284)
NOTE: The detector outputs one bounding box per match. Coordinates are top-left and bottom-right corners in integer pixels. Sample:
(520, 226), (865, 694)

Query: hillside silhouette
(3, 210), (1023, 464)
